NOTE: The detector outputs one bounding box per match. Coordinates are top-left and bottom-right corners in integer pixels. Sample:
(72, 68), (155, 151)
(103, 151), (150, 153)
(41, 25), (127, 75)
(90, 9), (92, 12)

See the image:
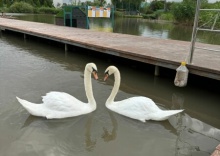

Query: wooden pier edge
(1, 18), (220, 81)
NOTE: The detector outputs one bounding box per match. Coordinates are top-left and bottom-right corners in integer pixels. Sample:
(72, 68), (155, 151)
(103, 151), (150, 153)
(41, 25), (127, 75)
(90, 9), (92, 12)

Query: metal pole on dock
(111, 6), (115, 31)
(86, 5), (89, 29)
(188, 0), (201, 64)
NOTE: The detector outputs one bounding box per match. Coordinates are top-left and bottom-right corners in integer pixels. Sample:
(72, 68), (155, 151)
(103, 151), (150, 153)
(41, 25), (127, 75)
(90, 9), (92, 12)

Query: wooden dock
(1, 18), (220, 80)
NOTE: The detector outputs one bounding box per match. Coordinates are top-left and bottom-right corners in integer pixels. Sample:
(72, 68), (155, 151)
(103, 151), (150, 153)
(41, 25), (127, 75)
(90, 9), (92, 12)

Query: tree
(56, 2), (61, 8)
(35, 0), (40, 7)
(0, 0), (3, 7)
(171, 1), (196, 24)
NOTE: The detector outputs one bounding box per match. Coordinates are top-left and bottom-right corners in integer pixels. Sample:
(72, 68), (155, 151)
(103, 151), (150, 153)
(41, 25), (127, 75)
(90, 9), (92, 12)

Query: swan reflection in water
(17, 92), (219, 155)
(84, 114), (96, 151)
(85, 110), (118, 151)
(21, 109), (118, 152)
(101, 110), (118, 142)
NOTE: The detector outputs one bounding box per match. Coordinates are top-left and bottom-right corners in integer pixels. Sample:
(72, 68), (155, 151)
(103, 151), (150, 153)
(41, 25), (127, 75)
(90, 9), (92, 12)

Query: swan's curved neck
(84, 70), (96, 110)
(106, 70), (121, 105)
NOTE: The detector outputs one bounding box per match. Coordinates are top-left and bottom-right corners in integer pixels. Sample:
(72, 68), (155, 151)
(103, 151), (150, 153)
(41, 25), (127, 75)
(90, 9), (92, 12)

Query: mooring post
(154, 66), (160, 76)
(65, 44), (68, 52)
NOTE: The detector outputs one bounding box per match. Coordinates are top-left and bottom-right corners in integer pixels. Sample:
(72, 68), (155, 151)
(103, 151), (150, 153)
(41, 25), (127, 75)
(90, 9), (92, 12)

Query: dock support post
(24, 34), (26, 39)
(65, 44), (68, 52)
(154, 66), (160, 76)
(65, 44), (68, 56)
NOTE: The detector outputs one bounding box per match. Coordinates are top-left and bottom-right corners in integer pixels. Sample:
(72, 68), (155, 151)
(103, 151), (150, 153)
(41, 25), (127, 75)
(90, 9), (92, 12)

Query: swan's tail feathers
(152, 109), (184, 121)
(16, 97), (44, 117)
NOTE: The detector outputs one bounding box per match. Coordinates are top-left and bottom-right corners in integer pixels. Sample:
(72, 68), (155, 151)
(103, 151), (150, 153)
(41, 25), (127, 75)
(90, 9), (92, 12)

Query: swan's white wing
(42, 91), (86, 112)
(108, 96), (160, 121)
(108, 96), (183, 121)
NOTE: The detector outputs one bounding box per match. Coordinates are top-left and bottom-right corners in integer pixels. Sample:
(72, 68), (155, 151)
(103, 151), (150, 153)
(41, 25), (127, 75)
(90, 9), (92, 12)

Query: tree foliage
(2, 0), (53, 8)
(199, 1), (220, 28)
(112, 0), (143, 12)
(171, 0), (196, 24)
(150, 1), (164, 11)
(9, 1), (34, 13)
(170, 0), (219, 26)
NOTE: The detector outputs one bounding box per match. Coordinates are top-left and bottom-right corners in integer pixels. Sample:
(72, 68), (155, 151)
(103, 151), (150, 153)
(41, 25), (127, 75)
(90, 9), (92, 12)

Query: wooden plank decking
(0, 18), (220, 80)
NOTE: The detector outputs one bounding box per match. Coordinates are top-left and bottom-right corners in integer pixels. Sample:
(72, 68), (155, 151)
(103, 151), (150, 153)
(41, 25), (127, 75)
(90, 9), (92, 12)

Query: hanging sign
(88, 6), (111, 18)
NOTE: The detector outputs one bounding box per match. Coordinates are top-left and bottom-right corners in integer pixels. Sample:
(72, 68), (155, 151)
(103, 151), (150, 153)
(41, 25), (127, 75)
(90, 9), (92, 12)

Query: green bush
(171, 1), (195, 24)
(114, 11), (124, 17)
(159, 12), (174, 21)
(0, 7), (9, 13)
(142, 13), (158, 19)
(123, 15), (142, 18)
(199, 2), (220, 28)
(38, 7), (60, 14)
(150, 1), (164, 11)
(145, 7), (154, 14)
(9, 2), (34, 13)
(56, 9), (64, 18)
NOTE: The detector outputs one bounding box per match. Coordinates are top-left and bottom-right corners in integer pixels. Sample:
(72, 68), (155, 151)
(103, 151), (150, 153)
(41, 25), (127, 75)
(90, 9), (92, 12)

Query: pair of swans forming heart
(16, 63), (183, 121)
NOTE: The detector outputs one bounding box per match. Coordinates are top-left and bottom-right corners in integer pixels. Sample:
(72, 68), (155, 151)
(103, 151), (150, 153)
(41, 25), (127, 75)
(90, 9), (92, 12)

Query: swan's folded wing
(42, 91), (85, 111)
(109, 97), (158, 117)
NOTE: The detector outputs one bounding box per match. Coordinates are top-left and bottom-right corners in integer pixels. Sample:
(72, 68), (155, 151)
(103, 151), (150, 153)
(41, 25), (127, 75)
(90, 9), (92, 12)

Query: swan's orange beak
(104, 74), (108, 81)
(92, 71), (98, 80)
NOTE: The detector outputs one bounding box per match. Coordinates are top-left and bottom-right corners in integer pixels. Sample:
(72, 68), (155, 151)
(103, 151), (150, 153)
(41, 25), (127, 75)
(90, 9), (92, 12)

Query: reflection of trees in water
(114, 17), (142, 36)
(196, 31), (220, 45)
(16, 14), (55, 24)
(167, 25), (192, 41)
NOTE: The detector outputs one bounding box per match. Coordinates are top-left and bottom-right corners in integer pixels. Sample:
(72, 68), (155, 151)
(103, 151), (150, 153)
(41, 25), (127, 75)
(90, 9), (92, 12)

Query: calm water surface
(0, 27), (220, 156)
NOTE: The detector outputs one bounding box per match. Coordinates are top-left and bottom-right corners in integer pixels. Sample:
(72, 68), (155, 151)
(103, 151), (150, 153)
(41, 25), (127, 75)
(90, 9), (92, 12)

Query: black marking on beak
(104, 70), (109, 75)
(92, 67), (97, 73)
(104, 70), (109, 81)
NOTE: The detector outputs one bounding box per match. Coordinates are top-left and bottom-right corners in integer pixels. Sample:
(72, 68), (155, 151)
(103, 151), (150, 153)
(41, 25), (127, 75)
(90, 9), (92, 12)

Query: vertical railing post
(86, 5), (89, 29)
(64, 7), (66, 26)
(111, 6), (115, 31)
(188, 0), (201, 64)
(70, 7), (73, 27)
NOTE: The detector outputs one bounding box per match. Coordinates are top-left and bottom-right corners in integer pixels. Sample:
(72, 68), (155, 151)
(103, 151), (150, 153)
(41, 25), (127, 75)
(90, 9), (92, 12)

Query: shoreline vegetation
(0, 0), (219, 28)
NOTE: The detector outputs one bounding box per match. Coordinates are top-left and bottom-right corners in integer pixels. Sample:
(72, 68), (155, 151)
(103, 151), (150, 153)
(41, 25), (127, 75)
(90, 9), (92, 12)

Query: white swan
(104, 66), (184, 122)
(16, 63), (98, 119)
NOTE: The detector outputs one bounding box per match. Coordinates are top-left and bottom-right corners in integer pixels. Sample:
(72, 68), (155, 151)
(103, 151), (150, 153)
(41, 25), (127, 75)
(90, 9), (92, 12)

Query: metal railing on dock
(188, 0), (220, 64)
